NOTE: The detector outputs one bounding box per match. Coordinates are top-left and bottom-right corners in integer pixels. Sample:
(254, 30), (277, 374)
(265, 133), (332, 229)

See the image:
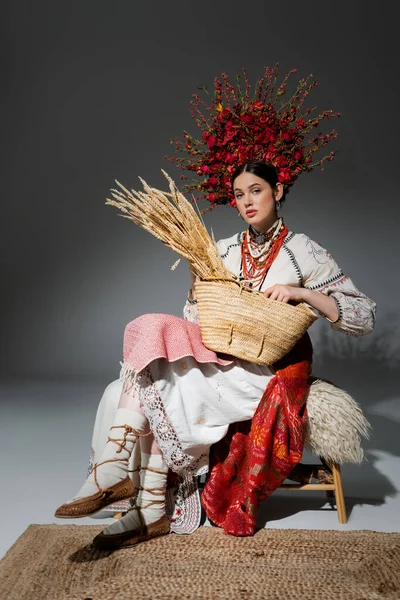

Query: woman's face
(233, 171), (283, 232)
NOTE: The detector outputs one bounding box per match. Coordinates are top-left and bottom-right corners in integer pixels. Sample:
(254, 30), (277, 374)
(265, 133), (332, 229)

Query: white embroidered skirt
(123, 357), (271, 476)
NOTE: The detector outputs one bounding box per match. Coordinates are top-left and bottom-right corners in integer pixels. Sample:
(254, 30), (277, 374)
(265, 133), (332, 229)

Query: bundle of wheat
(106, 170), (230, 281)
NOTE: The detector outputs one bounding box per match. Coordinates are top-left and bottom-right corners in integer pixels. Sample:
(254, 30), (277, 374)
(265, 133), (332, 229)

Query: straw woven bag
(195, 278), (318, 365)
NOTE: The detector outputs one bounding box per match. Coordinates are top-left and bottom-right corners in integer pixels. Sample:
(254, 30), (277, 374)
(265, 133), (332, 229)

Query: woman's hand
(263, 284), (307, 304)
(263, 284), (339, 322)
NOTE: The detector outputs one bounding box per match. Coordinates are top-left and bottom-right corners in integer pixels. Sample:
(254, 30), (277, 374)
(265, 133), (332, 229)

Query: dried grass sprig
(106, 170), (231, 281)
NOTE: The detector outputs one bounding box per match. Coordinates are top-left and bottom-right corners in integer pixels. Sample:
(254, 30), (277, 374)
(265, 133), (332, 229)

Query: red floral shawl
(201, 333), (313, 536)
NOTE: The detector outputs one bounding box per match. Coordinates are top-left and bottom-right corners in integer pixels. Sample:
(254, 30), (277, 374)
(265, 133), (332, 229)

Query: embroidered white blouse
(184, 230), (376, 336)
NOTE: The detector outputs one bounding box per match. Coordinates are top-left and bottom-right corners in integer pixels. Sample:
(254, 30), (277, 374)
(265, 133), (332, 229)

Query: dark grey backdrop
(2, 1), (399, 385)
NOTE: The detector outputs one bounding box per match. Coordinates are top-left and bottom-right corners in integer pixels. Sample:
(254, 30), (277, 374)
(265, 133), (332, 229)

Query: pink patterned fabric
(123, 313), (234, 372)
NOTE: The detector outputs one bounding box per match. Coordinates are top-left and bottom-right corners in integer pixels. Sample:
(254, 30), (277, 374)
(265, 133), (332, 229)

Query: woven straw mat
(1, 525), (399, 600)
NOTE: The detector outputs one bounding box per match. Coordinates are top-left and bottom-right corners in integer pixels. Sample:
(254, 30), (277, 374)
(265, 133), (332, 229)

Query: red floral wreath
(166, 65), (340, 211)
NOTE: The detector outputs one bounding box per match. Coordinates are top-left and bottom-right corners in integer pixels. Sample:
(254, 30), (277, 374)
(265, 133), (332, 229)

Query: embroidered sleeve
(183, 296), (199, 324)
(301, 236), (376, 336)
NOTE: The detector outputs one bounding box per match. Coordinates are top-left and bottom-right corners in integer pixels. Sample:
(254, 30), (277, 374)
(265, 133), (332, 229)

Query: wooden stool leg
(331, 463), (347, 524)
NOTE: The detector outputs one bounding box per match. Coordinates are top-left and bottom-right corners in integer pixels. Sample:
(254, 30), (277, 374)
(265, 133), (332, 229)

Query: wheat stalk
(105, 170), (232, 281)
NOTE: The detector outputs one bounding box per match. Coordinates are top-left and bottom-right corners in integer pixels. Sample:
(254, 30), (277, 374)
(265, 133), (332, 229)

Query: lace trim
(166, 471), (203, 534)
(120, 364), (209, 477)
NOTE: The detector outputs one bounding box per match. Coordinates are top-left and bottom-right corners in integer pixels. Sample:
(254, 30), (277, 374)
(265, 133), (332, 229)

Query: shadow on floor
(256, 494), (385, 528)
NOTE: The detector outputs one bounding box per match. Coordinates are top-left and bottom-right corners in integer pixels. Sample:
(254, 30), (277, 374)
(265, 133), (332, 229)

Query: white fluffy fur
(305, 379), (371, 464)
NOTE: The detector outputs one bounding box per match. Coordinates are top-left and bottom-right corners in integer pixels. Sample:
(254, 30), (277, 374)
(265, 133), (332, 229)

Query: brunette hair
(231, 161), (287, 204)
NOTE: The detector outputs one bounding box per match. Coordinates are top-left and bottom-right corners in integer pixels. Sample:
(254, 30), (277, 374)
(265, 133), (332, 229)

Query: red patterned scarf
(201, 333), (313, 536)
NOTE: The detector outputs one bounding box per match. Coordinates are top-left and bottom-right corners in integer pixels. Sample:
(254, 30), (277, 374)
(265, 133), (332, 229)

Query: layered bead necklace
(240, 217), (288, 289)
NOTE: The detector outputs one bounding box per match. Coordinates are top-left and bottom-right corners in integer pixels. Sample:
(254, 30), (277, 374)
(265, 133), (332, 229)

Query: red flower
(207, 135), (217, 148)
(218, 108), (231, 119)
(278, 168), (293, 184)
(264, 150), (275, 162)
(208, 176), (218, 186)
(274, 155), (288, 167)
(294, 150), (304, 161)
(296, 119), (306, 128)
(222, 129), (237, 145)
(201, 165), (210, 173)
(260, 113), (276, 125)
(208, 193), (216, 202)
(223, 178), (232, 189)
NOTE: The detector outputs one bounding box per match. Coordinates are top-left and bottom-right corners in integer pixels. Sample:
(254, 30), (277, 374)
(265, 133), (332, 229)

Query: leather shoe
(55, 476), (135, 518)
(92, 514), (170, 550)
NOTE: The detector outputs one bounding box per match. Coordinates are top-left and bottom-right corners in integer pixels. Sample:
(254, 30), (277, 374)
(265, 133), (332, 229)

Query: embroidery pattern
(308, 272), (347, 291)
(304, 235), (332, 264)
(165, 471), (202, 534)
(138, 367), (209, 476)
(215, 380), (223, 401)
(219, 232), (244, 259)
(284, 231), (295, 244)
(282, 244), (303, 284)
(87, 448), (95, 477)
(309, 271), (375, 337)
(332, 292), (376, 336)
(330, 295), (343, 324)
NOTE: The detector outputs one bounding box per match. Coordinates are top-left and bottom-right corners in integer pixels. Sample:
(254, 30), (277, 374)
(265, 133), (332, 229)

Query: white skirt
(90, 359), (273, 475)
(139, 357), (273, 475)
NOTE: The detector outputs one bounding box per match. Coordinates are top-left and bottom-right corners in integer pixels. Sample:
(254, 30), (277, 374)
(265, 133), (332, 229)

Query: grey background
(1, 1), (399, 384)
(1, 1), (400, 560)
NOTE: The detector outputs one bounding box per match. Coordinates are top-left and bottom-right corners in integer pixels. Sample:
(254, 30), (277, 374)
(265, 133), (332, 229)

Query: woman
(55, 161), (376, 548)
